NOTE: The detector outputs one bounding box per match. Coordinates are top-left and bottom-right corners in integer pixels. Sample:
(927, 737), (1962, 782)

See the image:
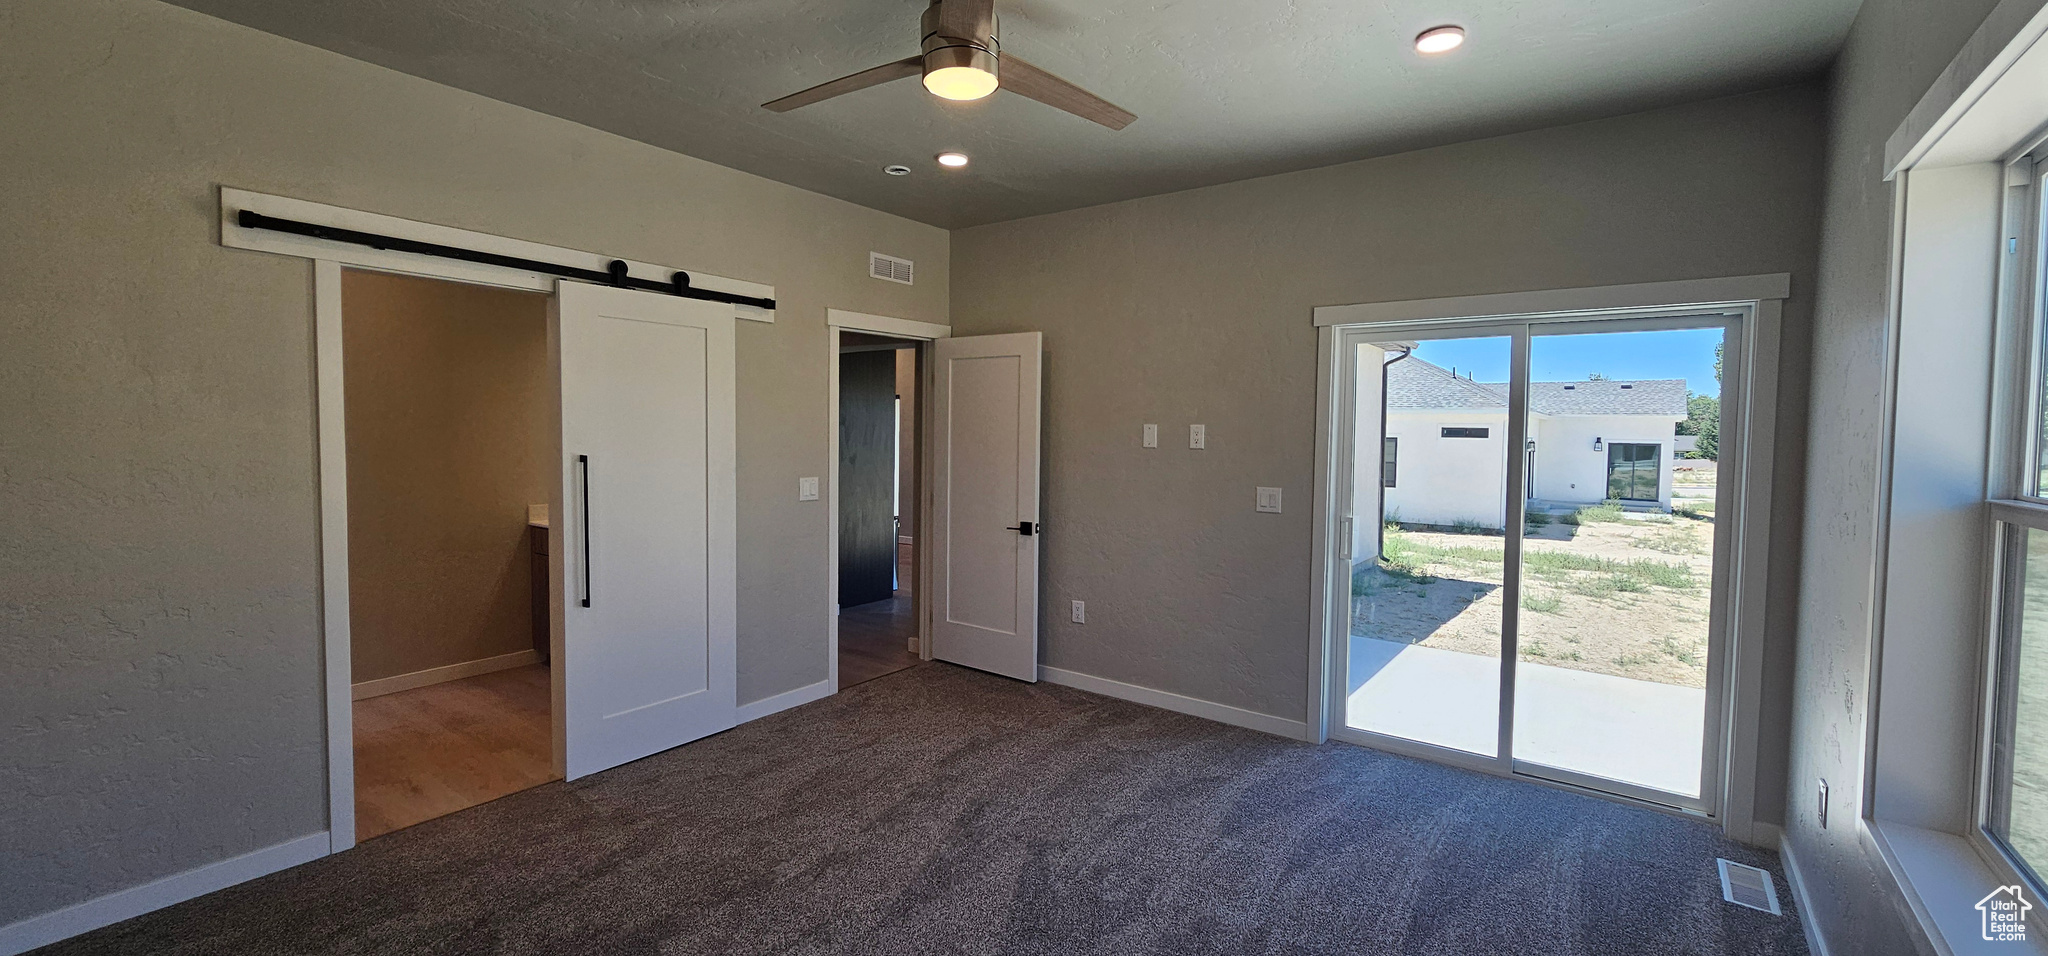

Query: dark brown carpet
(38, 664), (1807, 955)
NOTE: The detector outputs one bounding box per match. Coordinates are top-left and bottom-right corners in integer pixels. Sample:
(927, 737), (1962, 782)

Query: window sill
(1866, 819), (2045, 955)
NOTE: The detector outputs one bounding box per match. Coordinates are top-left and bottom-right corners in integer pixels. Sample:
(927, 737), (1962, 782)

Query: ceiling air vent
(1716, 859), (1782, 915)
(869, 252), (914, 285)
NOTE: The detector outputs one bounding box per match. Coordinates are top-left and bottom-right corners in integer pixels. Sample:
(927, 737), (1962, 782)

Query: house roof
(1529, 379), (1688, 416)
(1385, 356), (1508, 410)
(1386, 357), (1687, 416)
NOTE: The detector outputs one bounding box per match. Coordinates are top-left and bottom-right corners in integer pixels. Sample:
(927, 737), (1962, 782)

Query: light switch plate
(1071, 600), (1086, 624)
(1143, 424), (1158, 448)
(799, 476), (819, 501)
(1190, 424), (1206, 449)
(1256, 487), (1282, 513)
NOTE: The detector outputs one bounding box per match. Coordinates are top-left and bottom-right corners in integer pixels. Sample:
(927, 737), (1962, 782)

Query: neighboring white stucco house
(1366, 356), (1688, 531)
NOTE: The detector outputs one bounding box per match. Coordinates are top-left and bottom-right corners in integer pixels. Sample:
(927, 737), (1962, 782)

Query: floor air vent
(869, 252), (913, 285)
(1717, 859), (1782, 915)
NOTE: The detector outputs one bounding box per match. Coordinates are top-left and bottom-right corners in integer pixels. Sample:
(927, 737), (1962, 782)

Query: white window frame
(1974, 149), (2048, 896)
(1860, 4), (2048, 949)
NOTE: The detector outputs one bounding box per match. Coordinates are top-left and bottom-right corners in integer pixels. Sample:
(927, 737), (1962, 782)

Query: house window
(1382, 437), (1398, 488)
(1986, 148), (2048, 890)
(1440, 426), (1489, 439)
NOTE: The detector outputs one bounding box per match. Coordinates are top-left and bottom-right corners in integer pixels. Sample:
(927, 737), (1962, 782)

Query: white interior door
(930, 332), (1043, 681)
(554, 281), (736, 780)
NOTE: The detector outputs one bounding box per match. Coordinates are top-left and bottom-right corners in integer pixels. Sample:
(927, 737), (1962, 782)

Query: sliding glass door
(1606, 443), (1661, 502)
(1330, 315), (1737, 813)
(1513, 326), (1727, 801)
(1341, 333), (1511, 757)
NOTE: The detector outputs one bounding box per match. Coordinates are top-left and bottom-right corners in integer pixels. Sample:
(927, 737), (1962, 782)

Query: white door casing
(553, 281), (736, 780)
(930, 332), (1043, 681)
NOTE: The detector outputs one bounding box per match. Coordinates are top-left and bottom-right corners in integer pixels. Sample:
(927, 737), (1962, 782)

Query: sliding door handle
(1005, 521), (1035, 536)
(578, 454), (592, 608)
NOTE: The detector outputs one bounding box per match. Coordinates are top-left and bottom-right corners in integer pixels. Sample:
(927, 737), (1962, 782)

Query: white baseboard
(0, 832), (329, 956)
(1037, 666), (1309, 740)
(351, 648), (539, 700)
(736, 678), (833, 724)
(1777, 834), (1831, 956)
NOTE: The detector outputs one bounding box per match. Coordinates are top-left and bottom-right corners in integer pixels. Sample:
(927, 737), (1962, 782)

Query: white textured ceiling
(164, 0), (1863, 228)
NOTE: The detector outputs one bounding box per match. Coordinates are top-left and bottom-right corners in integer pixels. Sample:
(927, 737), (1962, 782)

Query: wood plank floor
(353, 663), (555, 841)
(839, 546), (921, 688)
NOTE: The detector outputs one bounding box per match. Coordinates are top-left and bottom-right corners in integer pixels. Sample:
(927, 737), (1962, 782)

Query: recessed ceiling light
(936, 152), (970, 168)
(1414, 25), (1465, 54)
(884, 164), (911, 176)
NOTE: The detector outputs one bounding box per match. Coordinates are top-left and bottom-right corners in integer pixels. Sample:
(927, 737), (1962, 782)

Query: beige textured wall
(342, 270), (549, 684)
(1785, 0), (2021, 952)
(950, 85), (1824, 824)
(0, 0), (945, 925)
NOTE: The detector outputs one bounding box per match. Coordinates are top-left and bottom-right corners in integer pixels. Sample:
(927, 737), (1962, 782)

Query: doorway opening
(837, 331), (924, 688)
(1329, 312), (1744, 816)
(340, 268), (560, 840)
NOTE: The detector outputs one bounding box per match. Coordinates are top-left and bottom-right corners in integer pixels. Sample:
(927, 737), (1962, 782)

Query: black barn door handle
(578, 454), (592, 608)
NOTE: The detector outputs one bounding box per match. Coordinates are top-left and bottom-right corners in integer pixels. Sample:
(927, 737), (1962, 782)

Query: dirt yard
(1351, 469), (1718, 688)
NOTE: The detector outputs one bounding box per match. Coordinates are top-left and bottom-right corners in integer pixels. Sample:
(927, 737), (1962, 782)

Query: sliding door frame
(1306, 275), (1787, 842)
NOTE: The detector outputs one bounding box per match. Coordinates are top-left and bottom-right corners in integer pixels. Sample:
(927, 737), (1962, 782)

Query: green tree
(1677, 393), (1719, 459)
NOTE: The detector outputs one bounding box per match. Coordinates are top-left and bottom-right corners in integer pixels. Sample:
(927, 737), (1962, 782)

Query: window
(1991, 525), (2048, 885)
(1440, 426), (1489, 439)
(1986, 150), (2048, 890)
(1382, 437), (1398, 488)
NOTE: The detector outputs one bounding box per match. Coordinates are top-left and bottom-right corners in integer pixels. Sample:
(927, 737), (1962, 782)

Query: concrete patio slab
(1347, 635), (1705, 797)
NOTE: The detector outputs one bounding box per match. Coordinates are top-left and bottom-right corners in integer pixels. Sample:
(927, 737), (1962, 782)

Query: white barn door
(554, 281), (736, 780)
(930, 332), (1043, 681)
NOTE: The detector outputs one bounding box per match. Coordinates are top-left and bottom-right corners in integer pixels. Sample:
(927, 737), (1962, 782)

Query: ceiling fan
(761, 0), (1135, 130)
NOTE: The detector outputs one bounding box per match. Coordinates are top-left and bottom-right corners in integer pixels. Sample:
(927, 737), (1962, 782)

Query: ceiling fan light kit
(761, 0), (1135, 130)
(920, 1), (999, 100)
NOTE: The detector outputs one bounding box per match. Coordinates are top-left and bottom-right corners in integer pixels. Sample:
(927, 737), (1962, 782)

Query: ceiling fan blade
(762, 56), (923, 112)
(936, 0), (996, 42)
(998, 54), (1135, 130)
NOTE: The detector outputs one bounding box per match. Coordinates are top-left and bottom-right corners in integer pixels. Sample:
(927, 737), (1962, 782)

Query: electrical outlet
(1143, 424), (1158, 448)
(1190, 424), (1206, 449)
(1256, 487), (1283, 513)
(1071, 600), (1086, 624)
(799, 476), (819, 501)
(1817, 778), (1829, 828)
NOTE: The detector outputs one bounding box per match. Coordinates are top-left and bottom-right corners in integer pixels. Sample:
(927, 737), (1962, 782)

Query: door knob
(1005, 521), (1036, 536)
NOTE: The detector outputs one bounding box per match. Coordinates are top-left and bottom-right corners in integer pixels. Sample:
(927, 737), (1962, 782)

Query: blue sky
(1405, 328), (1725, 398)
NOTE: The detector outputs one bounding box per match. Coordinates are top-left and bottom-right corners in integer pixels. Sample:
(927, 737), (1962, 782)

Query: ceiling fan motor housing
(921, 1), (999, 82)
